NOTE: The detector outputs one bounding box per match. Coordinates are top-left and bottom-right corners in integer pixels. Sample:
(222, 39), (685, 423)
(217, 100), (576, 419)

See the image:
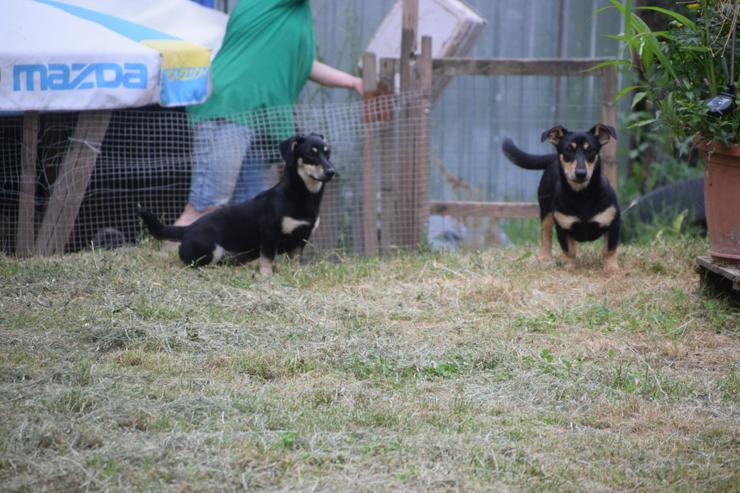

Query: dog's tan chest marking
(297, 158), (324, 193)
(281, 216), (311, 235)
(554, 211), (580, 230)
(590, 206), (617, 228)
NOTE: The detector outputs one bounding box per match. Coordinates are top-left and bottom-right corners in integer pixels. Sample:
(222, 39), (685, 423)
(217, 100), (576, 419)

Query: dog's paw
(602, 252), (619, 275)
(537, 254), (554, 265)
(562, 257), (577, 271)
(603, 260), (620, 275)
(160, 240), (179, 254)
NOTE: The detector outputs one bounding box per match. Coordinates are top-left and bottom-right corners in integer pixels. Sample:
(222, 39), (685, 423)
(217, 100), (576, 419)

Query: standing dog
(502, 124), (620, 272)
(138, 133), (335, 275)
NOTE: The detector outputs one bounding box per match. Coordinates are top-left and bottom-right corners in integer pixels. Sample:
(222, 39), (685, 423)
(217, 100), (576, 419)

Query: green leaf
(586, 60), (630, 73)
(627, 118), (657, 129)
(637, 6), (696, 32)
(631, 91), (648, 108)
(614, 84), (643, 102)
(672, 210), (687, 233)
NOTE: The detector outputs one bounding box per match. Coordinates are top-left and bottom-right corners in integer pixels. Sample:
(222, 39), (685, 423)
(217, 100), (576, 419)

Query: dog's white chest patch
(212, 244), (226, 262)
(281, 216), (311, 235)
(590, 206), (617, 228)
(554, 211), (580, 230)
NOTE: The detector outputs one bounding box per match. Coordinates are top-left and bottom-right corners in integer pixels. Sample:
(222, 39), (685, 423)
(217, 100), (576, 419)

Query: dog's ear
(279, 135), (302, 164)
(541, 126), (568, 145)
(589, 124), (617, 145)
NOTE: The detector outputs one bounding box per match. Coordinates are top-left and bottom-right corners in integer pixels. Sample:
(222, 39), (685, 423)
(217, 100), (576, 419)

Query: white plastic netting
(0, 91), (431, 257)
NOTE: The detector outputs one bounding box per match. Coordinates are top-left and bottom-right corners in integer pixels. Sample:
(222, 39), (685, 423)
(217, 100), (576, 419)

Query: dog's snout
(324, 168), (336, 180)
(575, 169), (588, 180)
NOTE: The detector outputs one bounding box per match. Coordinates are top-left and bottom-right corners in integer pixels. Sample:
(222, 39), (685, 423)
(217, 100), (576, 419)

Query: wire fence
(0, 91), (431, 258)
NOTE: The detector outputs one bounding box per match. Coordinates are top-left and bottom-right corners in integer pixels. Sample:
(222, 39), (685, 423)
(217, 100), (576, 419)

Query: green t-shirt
(187, 0), (315, 139)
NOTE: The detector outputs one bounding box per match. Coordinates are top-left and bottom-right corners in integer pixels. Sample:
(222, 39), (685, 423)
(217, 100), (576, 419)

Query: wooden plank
(35, 110), (111, 256)
(378, 57), (397, 254)
(380, 57), (614, 78)
(361, 52), (380, 257)
(696, 256), (740, 291)
(430, 200), (540, 219)
(398, 0), (418, 249)
(16, 111), (39, 257)
(431, 57), (612, 77)
(400, 0), (419, 79)
(600, 66), (618, 189)
(414, 36), (433, 249)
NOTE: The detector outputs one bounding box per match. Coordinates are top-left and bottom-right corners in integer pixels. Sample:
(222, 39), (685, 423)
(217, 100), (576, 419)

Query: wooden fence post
(16, 112), (39, 257)
(378, 57), (397, 254)
(414, 36), (433, 248)
(398, 0), (419, 248)
(35, 110), (111, 256)
(601, 66), (618, 189)
(361, 52), (380, 257)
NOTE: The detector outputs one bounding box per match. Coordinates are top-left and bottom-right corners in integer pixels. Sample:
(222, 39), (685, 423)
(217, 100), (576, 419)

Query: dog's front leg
(556, 227), (577, 269)
(540, 213), (554, 261)
(259, 240), (277, 277)
(287, 246), (304, 262)
(259, 254), (274, 276)
(564, 236), (578, 269)
(602, 219), (620, 274)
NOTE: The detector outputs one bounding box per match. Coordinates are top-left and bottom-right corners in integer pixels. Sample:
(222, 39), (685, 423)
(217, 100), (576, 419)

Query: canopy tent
(2, 0), (228, 256)
(0, 0), (228, 112)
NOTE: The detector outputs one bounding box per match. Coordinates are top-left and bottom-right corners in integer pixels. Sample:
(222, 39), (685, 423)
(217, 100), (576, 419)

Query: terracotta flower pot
(699, 140), (740, 263)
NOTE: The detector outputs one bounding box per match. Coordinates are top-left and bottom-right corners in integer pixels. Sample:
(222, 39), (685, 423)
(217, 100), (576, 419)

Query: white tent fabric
(59, 0), (228, 57)
(0, 0), (228, 112)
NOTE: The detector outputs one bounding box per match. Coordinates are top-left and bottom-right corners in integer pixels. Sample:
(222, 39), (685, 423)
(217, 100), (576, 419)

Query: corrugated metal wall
(300, 0), (622, 205)
(224, 0), (622, 204)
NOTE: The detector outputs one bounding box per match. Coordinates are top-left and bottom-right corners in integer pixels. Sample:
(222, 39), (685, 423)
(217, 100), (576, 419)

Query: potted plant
(605, 0), (739, 262)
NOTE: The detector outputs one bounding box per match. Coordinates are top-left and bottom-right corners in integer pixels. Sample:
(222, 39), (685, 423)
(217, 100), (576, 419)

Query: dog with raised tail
(138, 133), (335, 276)
(502, 124), (620, 273)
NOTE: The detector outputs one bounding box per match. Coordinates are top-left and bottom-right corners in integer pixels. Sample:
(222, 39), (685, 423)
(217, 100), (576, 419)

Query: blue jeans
(189, 120), (268, 211)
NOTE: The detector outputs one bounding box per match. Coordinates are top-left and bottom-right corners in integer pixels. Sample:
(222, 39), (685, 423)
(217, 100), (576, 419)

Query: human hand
(351, 76), (364, 96)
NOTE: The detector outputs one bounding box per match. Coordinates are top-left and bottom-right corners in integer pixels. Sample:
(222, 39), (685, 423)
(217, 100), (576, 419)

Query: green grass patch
(0, 240), (737, 491)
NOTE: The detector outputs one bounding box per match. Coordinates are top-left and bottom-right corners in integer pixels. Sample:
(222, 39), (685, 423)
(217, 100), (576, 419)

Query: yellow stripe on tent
(140, 40), (211, 69)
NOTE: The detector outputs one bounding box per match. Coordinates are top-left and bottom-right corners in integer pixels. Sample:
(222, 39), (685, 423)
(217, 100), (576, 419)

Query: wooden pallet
(696, 256), (740, 297)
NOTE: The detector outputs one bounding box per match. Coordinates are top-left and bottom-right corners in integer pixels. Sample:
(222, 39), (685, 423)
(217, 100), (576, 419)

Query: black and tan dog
(502, 124), (620, 272)
(138, 133), (335, 275)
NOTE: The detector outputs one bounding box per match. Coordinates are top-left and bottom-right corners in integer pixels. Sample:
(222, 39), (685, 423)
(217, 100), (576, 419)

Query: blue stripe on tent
(159, 67), (210, 106)
(33, 0), (178, 42)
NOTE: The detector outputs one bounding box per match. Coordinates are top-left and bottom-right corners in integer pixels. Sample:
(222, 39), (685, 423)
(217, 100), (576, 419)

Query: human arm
(309, 60), (363, 95)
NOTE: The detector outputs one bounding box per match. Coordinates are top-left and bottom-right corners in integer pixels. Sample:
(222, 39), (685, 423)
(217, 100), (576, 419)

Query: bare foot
(175, 203), (217, 227)
(161, 204), (218, 252)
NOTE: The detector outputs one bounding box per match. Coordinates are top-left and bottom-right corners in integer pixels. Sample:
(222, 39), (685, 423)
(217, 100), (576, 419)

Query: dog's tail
(137, 208), (186, 241)
(502, 138), (556, 170)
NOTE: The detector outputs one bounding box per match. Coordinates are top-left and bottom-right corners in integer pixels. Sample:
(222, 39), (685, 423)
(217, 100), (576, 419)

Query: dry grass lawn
(1, 238), (738, 492)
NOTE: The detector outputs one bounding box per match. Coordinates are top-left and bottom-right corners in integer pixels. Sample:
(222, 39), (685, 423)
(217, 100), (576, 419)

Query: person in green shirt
(176, 0), (362, 226)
